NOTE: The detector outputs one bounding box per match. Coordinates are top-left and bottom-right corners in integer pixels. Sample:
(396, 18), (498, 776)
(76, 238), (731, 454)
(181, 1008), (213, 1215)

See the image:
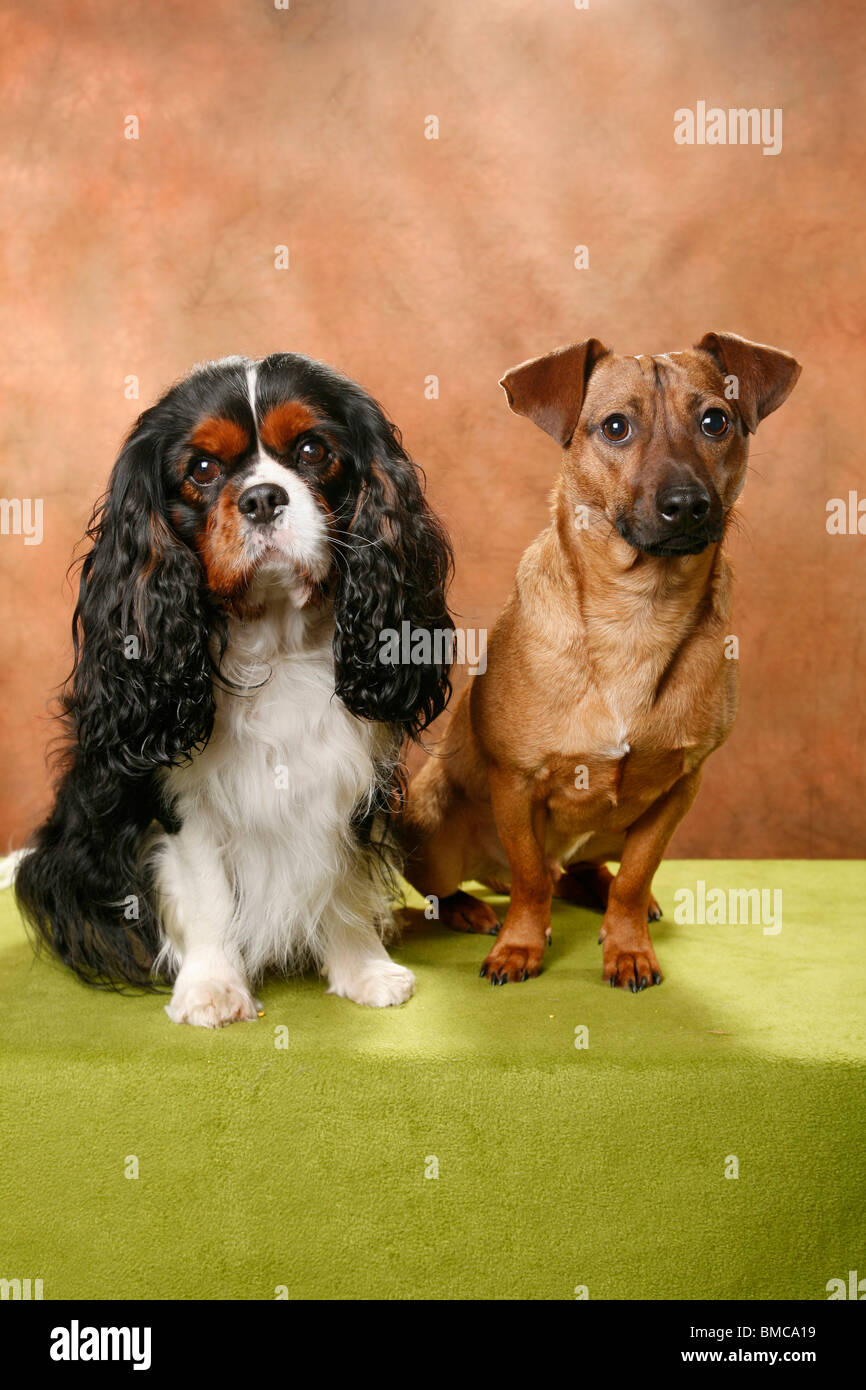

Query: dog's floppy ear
(499, 339), (610, 447)
(695, 331), (801, 434)
(333, 400), (454, 739)
(69, 410), (215, 784)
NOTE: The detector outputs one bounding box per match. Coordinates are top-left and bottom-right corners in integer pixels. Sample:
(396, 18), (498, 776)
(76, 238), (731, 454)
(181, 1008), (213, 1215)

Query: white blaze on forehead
(245, 363), (261, 449)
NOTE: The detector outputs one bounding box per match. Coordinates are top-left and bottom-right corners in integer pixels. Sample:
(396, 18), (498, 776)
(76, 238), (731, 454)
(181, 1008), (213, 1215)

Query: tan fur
(400, 332), (801, 990)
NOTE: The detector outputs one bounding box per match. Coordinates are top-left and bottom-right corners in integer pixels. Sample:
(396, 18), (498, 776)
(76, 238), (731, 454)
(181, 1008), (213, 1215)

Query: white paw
(327, 959), (416, 1008)
(165, 977), (262, 1029)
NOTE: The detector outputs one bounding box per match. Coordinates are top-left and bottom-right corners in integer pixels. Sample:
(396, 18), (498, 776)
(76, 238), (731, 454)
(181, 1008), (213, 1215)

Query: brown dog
(400, 332), (801, 990)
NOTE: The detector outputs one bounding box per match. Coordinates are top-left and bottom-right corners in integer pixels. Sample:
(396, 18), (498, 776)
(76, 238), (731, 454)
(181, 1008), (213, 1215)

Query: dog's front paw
(602, 942), (662, 992)
(480, 932), (546, 984)
(327, 959), (415, 1008)
(166, 978), (262, 1028)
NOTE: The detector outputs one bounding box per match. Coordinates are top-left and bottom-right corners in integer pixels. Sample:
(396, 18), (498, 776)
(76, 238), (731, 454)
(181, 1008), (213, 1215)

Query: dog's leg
(153, 827), (261, 1029)
(321, 869), (415, 1007)
(601, 769), (702, 991)
(322, 918), (416, 1008)
(556, 862), (662, 921)
(480, 774), (551, 983)
(401, 758), (500, 935)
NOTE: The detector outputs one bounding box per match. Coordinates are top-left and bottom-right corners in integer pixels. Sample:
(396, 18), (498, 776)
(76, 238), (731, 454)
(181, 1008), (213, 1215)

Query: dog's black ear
(695, 332), (801, 434)
(499, 339), (610, 447)
(333, 403), (453, 738)
(15, 409), (215, 990)
(69, 410), (214, 785)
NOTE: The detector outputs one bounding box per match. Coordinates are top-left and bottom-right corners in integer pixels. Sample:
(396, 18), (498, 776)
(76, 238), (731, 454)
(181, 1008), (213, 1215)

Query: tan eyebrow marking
(260, 402), (316, 453)
(190, 416), (250, 460)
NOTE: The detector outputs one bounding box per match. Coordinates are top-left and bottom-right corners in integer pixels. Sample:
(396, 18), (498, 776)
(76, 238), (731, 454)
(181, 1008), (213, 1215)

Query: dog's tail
(14, 759), (166, 990)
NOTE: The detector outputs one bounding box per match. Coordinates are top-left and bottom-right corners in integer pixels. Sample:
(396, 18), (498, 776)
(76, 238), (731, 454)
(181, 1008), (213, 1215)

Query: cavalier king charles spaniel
(16, 353), (453, 1026)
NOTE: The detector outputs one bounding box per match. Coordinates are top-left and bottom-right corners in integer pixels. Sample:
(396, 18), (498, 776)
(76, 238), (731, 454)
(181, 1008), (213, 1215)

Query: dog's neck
(214, 574), (336, 689)
(549, 477), (730, 690)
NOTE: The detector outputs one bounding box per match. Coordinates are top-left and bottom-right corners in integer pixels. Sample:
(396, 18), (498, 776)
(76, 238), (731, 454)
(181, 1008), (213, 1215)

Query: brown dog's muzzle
(618, 466), (724, 557)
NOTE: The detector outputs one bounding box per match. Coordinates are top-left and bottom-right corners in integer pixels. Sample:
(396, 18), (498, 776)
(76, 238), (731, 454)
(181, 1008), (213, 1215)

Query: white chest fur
(158, 594), (394, 976)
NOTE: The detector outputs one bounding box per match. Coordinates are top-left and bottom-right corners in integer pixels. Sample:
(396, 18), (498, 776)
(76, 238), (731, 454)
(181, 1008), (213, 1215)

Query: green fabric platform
(1, 861), (863, 1301)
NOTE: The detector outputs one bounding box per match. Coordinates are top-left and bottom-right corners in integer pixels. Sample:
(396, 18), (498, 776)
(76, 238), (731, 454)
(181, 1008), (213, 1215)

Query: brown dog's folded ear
(499, 339), (610, 447)
(695, 331), (801, 434)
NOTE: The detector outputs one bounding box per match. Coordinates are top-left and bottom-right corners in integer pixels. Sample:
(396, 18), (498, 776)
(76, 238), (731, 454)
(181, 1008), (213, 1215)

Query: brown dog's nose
(655, 483), (711, 530)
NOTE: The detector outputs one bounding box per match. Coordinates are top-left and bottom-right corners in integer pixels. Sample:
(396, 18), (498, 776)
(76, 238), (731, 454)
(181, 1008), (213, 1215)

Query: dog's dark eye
(189, 457), (222, 484)
(299, 439), (327, 465)
(601, 414), (630, 442)
(700, 408), (729, 438)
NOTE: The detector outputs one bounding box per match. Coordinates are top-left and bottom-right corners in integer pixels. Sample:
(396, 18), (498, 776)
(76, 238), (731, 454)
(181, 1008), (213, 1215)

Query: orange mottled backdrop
(1, 0), (863, 856)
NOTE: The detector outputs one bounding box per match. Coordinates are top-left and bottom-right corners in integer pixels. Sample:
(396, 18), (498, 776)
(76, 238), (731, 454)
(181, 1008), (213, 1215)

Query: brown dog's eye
(601, 414), (630, 442)
(700, 408), (729, 438)
(299, 439), (327, 465)
(190, 457), (222, 484)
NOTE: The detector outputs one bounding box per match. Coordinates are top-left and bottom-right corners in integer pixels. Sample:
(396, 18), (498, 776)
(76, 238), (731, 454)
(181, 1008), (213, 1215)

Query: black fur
(16, 353), (454, 989)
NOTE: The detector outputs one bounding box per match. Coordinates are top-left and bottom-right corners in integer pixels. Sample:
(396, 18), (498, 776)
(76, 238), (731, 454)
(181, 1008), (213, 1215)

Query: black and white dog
(16, 354), (453, 1026)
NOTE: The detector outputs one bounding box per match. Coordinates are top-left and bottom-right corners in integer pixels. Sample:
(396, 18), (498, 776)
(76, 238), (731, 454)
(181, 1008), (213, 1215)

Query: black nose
(237, 483), (289, 526)
(655, 483), (711, 529)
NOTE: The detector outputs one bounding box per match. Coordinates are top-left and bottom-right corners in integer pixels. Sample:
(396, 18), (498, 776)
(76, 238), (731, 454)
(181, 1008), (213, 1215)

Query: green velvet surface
(0, 862), (862, 1300)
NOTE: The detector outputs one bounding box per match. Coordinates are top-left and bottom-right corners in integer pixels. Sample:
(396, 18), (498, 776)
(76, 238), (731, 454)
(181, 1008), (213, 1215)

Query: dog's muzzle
(617, 480), (723, 557)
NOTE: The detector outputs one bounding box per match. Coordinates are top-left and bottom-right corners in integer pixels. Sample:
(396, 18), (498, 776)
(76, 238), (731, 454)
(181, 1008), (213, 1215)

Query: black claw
(610, 975), (616, 988)
(490, 923), (501, 936)
(639, 975), (647, 991)
(629, 979), (638, 994)
(521, 970), (529, 982)
(479, 965), (489, 978)
(652, 970), (662, 985)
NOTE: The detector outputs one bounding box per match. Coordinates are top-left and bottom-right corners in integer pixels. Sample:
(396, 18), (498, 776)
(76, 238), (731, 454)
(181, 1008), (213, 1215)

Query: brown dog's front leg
(480, 772), (551, 984)
(602, 769), (703, 992)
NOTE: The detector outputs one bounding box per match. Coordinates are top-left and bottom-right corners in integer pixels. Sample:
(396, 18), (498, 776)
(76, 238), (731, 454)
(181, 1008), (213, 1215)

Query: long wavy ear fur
(15, 412), (214, 988)
(333, 403), (454, 739)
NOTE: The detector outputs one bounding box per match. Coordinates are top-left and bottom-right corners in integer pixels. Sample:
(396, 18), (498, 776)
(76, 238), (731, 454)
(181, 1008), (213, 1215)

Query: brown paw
(602, 941), (663, 992)
(439, 890), (501, 935)
(479, 936), (546, 985)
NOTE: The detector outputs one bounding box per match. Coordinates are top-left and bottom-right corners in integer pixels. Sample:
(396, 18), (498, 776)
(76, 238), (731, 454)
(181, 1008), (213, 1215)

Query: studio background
(2, 0), (862, 857)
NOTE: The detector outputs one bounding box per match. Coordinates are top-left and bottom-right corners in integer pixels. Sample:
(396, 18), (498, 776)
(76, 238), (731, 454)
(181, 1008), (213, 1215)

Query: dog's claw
(652, 970), (662, 985)
(479, 964), (489, 979)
